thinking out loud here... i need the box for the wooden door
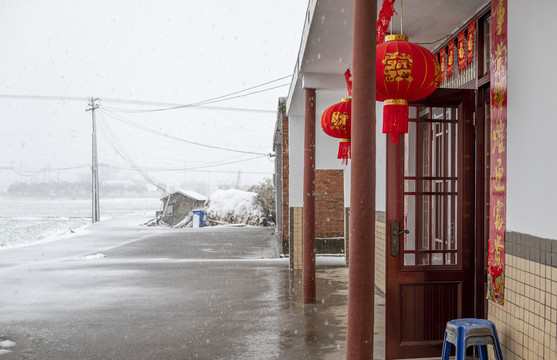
[385,89,475,359]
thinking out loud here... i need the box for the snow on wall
[507,0,557,239]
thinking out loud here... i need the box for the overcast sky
[0,0,308,195]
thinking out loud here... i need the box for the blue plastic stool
[441,318,504,360]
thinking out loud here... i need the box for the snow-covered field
[0,197,161,248]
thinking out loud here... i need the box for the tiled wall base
[488,231,557,360]
[375,212,386,293]
[289,207,303,270]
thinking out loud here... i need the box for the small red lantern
[376,34,441,143]
[320,98,351,164]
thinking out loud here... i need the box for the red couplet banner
[439,47,446,83]
[467,21,476,65]
[488,0,508,305]
[457,30,466,72]
[447,39,455,77]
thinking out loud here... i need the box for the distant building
[158,191,207,226]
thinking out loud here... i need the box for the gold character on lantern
[429,60,442,88]
[331,111,348,131]
[383,52,414,83]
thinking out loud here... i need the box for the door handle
[390,220,409,257]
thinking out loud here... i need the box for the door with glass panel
[385,89,475,359]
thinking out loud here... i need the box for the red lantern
[320,98,351,164]
[376,34,441,143]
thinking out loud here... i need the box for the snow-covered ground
[1,189,267,248]
[0,197,160,248]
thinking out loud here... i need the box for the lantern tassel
[344,69,352,97]
[382,99,409,144]
[338,139,351,165]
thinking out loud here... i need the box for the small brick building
[158,191,207,226]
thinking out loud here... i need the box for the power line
[176,155,269,171]
[194,75,291,105]
[0,165,90,173]
[96,112,271,190]
[103,164,272,175]
[101,83,289,113]
[0,94,87,102]
[0,93,275,114]
[100,109,273,156]
[102,75,291,113]
[0,166,36,176]
[103,103,275,114]
[97,110,169,194]
[0,74,292,113]
[0,158,273,175]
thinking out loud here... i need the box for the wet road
[0,216,354,359]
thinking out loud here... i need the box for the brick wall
[315,170,344,238]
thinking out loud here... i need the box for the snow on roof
[162,190,207,202]
[179,190,207,201]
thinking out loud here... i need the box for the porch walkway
[311,261,443,360]
[306,262,386,359]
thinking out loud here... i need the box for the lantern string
[400,0,403,35]
[390,13,392,35]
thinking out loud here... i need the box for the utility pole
[86,97,100,223]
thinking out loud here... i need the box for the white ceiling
[301,0,489,76]
[287,0,490,115]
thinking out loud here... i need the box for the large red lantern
[320,98,351,164]
[376,34,441,143]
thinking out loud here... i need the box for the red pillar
[303,88,316,304]
[346,0,377,358]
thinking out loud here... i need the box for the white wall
[376,104,386,212]
[289,90,350,207]
[289,90,387,212]
[315,90,352,170]
[344,102,384,211]
[507,0,557,239]
[342,103,386,210]
[289,115,304,207]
